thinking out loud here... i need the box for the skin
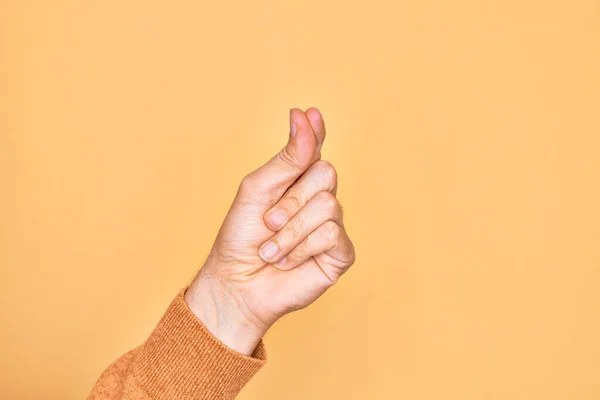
[184,107,356,355]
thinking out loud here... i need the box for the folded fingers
[263,160,337,231]
[275,220,354,271]
[259,190,342,265]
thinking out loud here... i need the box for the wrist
[184,272,268,356]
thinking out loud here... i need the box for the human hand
[184,108,355,355]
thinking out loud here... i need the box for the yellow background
[1,1,599,399]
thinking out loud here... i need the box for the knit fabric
[88,288,267,399]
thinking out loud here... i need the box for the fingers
[238,108,325,205]
[258,191,342,265]
[275,220,354,271]
[263,160,337,231]
[305,107,326,152]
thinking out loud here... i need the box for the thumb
[238,108,319,204]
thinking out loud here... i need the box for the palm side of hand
[187,108,355,353]
[205,187,337,327]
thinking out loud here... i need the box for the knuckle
[316,191,338,213]
[348,242,357,264]
[289,244,305,261]
[314,160,337,189]
[237,172,279,205]
[283,191,303,212]
[327,273,339,285]
[278,146,301,169]
[238,173,255,193]
[323,220,341,243]
[287,217,306,241]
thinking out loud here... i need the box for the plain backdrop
[1,1,599,399]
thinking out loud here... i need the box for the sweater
[87,288,267,399]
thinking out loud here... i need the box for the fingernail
[266,209,287,229]
[289,109,297,137]
[274,257,287,269]
[259,241,279,261]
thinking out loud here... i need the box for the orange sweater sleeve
[87,288,267,400]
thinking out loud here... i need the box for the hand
[184,108,355,355]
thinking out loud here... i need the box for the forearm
[184,272,270,356]
[88,288,266,400]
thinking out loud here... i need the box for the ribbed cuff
[131,288,267,399]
